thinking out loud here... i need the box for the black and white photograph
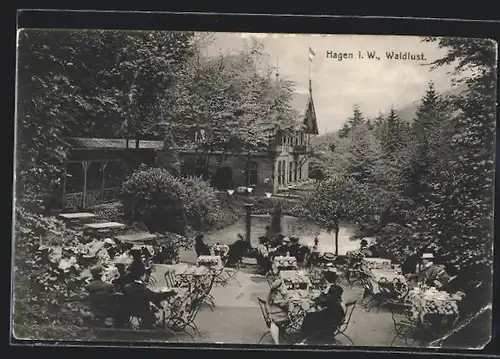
[12,27,496,349]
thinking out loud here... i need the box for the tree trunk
[334,224,339,256]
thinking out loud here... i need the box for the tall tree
[418,37,496,274]
[339,104,365,138]
[380,107,407,156]
[168,42,297,162]
[306,175,361,255]
[402,82,451,202]
[344,122,383,184]
[16,29,196,208]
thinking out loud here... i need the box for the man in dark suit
[85,266,116,325]
[417,253,447,288]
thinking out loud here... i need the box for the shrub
[121,168,229,234]
[181,175,219,230]
[121,168,187,235]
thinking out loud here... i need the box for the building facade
[57,84,319,209]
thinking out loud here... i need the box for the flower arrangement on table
[210,244,230,261]
[362,257,392,270]
[197,255,223,268]
[405,288,463,321]
[346,250,365,260]
[281,272,310,290]
[274,256,298,268]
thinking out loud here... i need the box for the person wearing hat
[321,252,336,267]
[124,249,146,284]
[417,253,447,288]
[86,266,116,295]
[85,266,116,325]
[300,272,345,343]
[103,238,118,259]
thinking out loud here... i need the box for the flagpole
[308,45,311,92]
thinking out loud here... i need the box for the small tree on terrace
[306,175,360,255]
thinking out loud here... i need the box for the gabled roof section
[291,89,319,135]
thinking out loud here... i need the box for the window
[281,161,286,184]
[277,161,282,185]
[300,131,304,145]
[298,160,302,180]
[293,161,298,182]
[248,161,258,186]
[289,161,293,182]
[294,134,298,146]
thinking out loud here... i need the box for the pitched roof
[290,90,319,135]
[62,137,164,150]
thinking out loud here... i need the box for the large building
[57,83,319,210]
[180,81,319,195]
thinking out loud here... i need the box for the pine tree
[339,104,365,138]
[403,82,447,202]
[381,107,406,156]
[372,113,385,139]
[344,122,382,184]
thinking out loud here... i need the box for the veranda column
[100,160,108,204]
[81,161,90,208]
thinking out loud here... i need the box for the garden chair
[333,300,357,345]
[389,302,419,347]
[256,297,292,344]
[164,268,178,288]
[165,295,205,342]
[362,278,393,313]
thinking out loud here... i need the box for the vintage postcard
[12,29,496,349]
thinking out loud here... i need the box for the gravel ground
[151,262,407,347]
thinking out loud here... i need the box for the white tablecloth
[362,257,392,270]
[197,255,223,267]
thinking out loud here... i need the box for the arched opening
[212,166,234,190]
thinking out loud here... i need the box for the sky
[202,32,464,134]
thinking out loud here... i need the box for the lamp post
[244,203,254,244]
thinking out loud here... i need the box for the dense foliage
[121,167,232,234]
[16,29,196,208]
[307,39,495,343]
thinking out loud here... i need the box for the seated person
[123,274,176,329]
[401,247,420,275]
[194,234,211,257]
[269,236,291,258]
[437,264,461,293]
[266,277,290,325]
[301,271,345,343]
[112,263,127,293]
[417,253,447,288]
[225,234,252,267]
[124,250,146,285]
[289,237,309,264]
[85,266,116,324]
[256,236,272,275]
[306,238,321,267]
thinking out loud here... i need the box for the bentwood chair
[333,300,357,345]
[257,297,291,344]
